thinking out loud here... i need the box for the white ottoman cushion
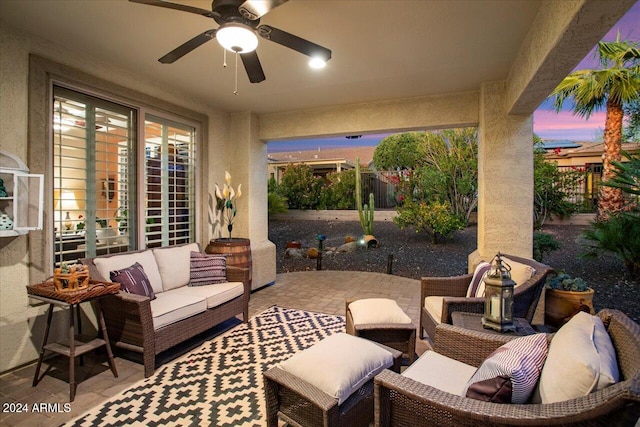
[349,298,412,325]
[278,332,394,405]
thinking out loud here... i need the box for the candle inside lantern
[491,295,500,319]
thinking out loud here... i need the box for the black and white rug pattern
[68,306,345,427]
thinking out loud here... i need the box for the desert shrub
[581,151,640,278]
[532,231,560,262]
[533,138,582,228]
[323,169,356,209]
[268,192,288,216]
[582,214,640,279]
[278,164,324,209]
[394,200,465,243]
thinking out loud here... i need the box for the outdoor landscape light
[216,23,258,53]
[482,253,516,332]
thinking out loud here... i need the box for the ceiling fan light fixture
[309,56,327,69]
[217,23,258,53]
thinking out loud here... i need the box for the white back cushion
[94,250,163,294]
[502,256,536,288]
[475,257,536,297]
[532,312,619,403]
[153,243,200,291]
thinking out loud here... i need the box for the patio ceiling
[1,0,547,115]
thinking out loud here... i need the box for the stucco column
[229,112,276,289]
[470,81,533,269]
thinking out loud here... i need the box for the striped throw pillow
[463,333,548,404]
[189,251,227,286]
[110,262,155,300]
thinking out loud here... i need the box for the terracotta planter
[362,234,378,248]
[544,287,595,327]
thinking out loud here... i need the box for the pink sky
[533,1,639,141]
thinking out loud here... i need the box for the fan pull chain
[223,49,227,68]
[234,51,239,95]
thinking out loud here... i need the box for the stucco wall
[0,24,249,373]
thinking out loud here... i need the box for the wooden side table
[451,312,536,336]
[30,293,118,401]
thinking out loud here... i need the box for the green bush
[582,214,640,279]
[323,169,356,209]
[533,138,581,228]
[532,231,560,262]
[394,200,465,243]
[581,150,640,279]
[268,192,288,216]
[278,164,324,210]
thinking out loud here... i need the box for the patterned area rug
[68,306,345,427]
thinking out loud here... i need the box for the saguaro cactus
[355,158,374,235]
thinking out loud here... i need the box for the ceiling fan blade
[240,51,266,83]
[239,0,288,20]
[129,0,218,19]
[257,25,331,62]
[158,30,216,64]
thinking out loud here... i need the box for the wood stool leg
[32,304,54,387]
[96,300,118,377]
[69,305,76,402]
[76,304,84,366]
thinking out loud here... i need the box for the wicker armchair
[375,309,640,426]
[419,254,552,340]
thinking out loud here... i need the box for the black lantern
[481,253,516,332]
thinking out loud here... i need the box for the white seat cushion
[150,291,207,330]
[278,333,394,405]
[171,282,244,309]
[532,312,619,403]
[349,298,412,325]
[153,243,200,291]
[402,350,476,395]
[424,296,444,324]
[94,250,164,295]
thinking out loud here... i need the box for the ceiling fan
[130,0,332,84]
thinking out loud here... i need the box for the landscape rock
[337,242,359,253]
[307,248,319,259]
[284,248,306,259]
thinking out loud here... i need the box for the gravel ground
[268,218,640,323]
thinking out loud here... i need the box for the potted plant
[544,272,595,327]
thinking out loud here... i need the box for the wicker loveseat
[375,309,640,426]
[82,243,250,377]
[420,254,552,340]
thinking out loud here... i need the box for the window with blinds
[52,86,196,267]
[144,116,196,247]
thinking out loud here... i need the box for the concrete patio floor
[0,270,429,426]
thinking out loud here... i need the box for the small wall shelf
[0,150,44,236]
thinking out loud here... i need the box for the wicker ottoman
[263,333,402,427]
[346,298,417,364]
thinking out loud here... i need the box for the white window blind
[52,87,198,267]
[144,116,196,247]
[53,87,136,266]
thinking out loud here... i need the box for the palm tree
[550,35,640,219]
